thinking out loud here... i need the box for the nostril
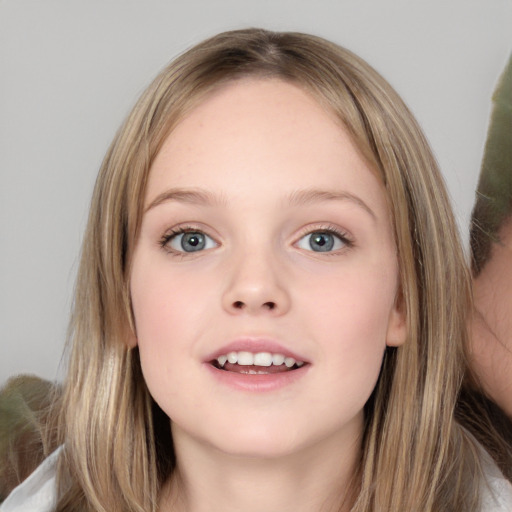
[231,300,276,311]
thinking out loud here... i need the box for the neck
[160,421,362,512]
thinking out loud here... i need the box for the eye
[163,229,217,253]
[296,230,349,253]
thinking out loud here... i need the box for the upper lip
[204,338,309,363]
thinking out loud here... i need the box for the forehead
[146,78,387,215]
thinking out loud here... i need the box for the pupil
[182,232,205,252]
[310,232,334,252]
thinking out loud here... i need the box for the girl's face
[130,79,406,459]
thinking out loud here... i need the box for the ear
[126,330,138,348]
[125,301,138,348]
[124,314,138,348]
[385,290,407,347]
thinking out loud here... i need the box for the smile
[205,340,310,390]
[213,351,305,374]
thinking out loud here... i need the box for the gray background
[1,0,511,384]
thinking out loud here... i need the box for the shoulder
[480,453,512,512]
[0,446,62,512]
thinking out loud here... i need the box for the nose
[221,249,291,316]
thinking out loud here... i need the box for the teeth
[284,357,295,368]
[215,351,304,368]
[253,352,272,366]
[272,353,285,366]
[237,351,254,365]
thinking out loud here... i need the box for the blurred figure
[470,54,512,419]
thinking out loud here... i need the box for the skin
[471,218,512,418]
[130,79,406,512]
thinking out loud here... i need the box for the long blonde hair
[55,28,481,511]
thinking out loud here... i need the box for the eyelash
[294,224,354,253]
[158,223,354,256]
[159,225,211,254]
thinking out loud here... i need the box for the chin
[213,437,303,460]
[193,420,307,460]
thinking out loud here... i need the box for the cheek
[305,263,397,340]
[132,259,211,344]
[132,275,204,419]
[302,264,397,383]
[131,260,196,384]
[289,267,396,434]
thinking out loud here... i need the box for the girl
[2,28,511,512]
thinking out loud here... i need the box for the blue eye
[165,230,217,253]
[296,230,348,252]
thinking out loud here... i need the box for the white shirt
[480,451,512,511]
[1,446,512,511]
[0,447,61,512]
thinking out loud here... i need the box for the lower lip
[203,363,309,392]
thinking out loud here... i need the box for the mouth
[210,351,307,375]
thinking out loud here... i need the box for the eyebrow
[145,188,227,212]
[145,186,376,221]
[287,188,376,221]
